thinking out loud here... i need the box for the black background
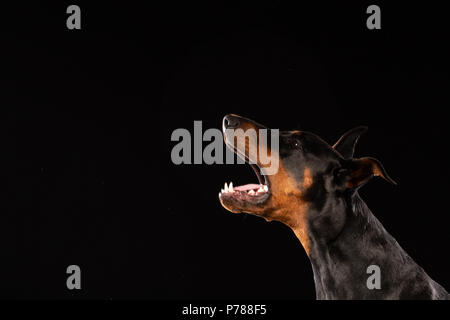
[1,1,449,299]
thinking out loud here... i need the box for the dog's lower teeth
[222,182,235,193]
[219,183,269,195]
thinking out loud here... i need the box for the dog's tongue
[233,184,262,191]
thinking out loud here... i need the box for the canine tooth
[248,190,255,195]
[229,182,234,192]
[224,183,229,193]
[263,185,268,192]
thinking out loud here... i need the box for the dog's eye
[283,135,302,150]
[291,139,301,149]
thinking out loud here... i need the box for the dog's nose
[223,114,240,129]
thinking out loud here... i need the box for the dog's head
[218,114,396,253]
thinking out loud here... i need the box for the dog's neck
[294,193,422,299]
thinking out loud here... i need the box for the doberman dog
[219,114,449,300]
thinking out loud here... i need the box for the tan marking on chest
[268,166,314,255]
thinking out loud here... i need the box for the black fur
[290,129,449,300]
[308,192,449,299]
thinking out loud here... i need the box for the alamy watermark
[170,121,280,175]
[66,265,81,290]
[366,264,381,290]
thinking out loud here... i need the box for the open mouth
[219,144,271,205]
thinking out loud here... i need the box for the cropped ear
[340,157,397,189]
[333,126,368,159]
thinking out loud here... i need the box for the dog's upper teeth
[263,185,268,192]
[229,182,234,192]
[257,186,264,193]
[224,182,229,193]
